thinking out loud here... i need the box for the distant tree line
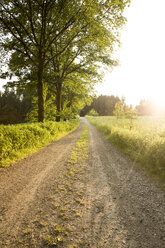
[81,96,160,117]
[136,100,157,116]
[0,90,160,124]
[0,89,32,124]
[80,95,120,116]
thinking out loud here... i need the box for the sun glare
[152,98,165,115]
[148,84,165,114]
[95,0,165,113]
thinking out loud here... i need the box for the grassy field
[87,116,165,188]
[0,120,79,167]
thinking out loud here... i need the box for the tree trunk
[37,59,45,122]
[56,82,62,122]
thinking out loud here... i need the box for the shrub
[0,120,79,167]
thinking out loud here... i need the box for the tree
[136,99,156,116]
[114,98,137,129]
[88,109,99,116]
[113,97,126,118]
[0,0,130,122]
[0,88,32,124]
[46,39,101,121]
[80,95,121,116]
[125,104,137,129]
[80,104,93,117]
[93,95,120,116]
[0,0,82,121]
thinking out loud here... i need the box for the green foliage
[124,105,138,129]
[0,89,32,124]
[0,119,79,167]
[87,116,165,187]
[0,0,130,122]
[113,98,137,129]
[80,95,120,116]
[25,86,57,122]
[87,108,99,116]
[113,97,126,118]
[93,95,120,116]
[125,105,137,120]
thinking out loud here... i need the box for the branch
[14,47,35,65]
[27,0,39,46]
[0,17,35,63]
[63,62,87,79]
[62,48,82,78]
[0,2,37,48]
[45,23,88,66]
[46,0,87,46]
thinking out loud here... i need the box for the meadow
[0,120,79,167]
[87,116,165,187]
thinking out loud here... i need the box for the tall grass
[87,116,165,187]
[0,120,79,167]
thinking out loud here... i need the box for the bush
[0,120,79,167]
[87,108,99,116]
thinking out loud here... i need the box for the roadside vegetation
[0,120,79,167]
[87,116,165,187]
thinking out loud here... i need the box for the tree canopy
[0,0,130,122]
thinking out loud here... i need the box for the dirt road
[0,118,164,248]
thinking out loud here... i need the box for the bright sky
[95,0,165,108]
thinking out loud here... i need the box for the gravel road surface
[0,118,164,247]
[84,118,165,248]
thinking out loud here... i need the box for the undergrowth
[87,116,165,188]
[0,119,79,167]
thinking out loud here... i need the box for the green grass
[87,116,165,188]
[42,123,89,247]
[0,119,79,167]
